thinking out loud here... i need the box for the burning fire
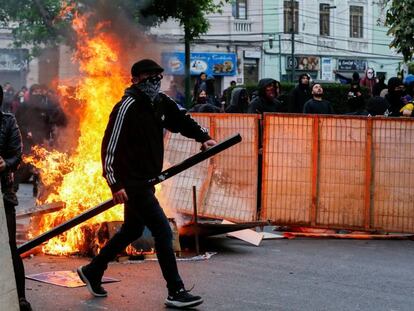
[26,11,131,255]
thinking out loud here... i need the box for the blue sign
[162,52,237,76]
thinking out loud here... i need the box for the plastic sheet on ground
[26,270,119,288]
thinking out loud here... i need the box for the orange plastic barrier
[161,113,260,223]
[261,114,414,233]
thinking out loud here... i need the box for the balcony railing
[233,19,252,33]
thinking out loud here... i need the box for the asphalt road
[16,185,414,311]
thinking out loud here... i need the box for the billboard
[337,59,367,71]
[286,56,320,71]
[162,52,237,76]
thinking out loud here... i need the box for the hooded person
[0,85,32,311]
[372,73,387,97]
[347,81,365,113]
[225,87,249,113]
[404,74,414,97]
[360,67,376,96]
[385,77,405,116]
[365,96,391,116]
[288,73,311,113]
[247,78,283,113]
[189,89,221,113]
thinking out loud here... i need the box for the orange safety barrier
[161,113,260,222]
[261,114,414,233]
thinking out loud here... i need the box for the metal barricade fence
[161,113,260,222]
[261,114,414,233]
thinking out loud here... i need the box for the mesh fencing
[262,114,414,233]
[160,113,414,232]
[160,113,259,222]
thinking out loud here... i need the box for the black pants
[5,204,26,299]
[90,187,183,292]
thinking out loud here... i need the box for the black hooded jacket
[247,78,282,113]
[225,88,249,113]
[0,112,22,206]
[288,74,311,113]
[101,85,211,193]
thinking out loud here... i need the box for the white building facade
[262,0,403,82]
[150,0,264,91]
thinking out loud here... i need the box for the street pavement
[15,185,414,311]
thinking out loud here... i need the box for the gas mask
[136,74,162,102]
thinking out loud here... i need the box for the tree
[0,0,227,106]
[385,0,414,62]
[0,0,226,52]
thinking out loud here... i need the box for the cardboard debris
[261,232,285,240]
[26,270,119,288]
[222,220,263,246]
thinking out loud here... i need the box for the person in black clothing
[334,71,360,85]
[225,87,250,113]
[372,73,387,97]
[0,87,32,310]
[77,59,216,309]
[303,84,335,114]
[189,89,221,113]
[346,81,366,113]
[288,73,311,113]
[247,78,283,113]
[192,72,207,99]
[385,77,405,117]
[221,80,237,108]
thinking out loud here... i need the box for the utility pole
[184,26,191,109]
[290,0,295,82]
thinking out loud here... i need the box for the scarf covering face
[137,77,161,102]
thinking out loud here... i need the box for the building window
[320,3,330,36]
[232,0,247,19]
[350,6,363,38]
[284,1,299,34]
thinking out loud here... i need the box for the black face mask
[30,95,46,107]
[197,97,207,105]
[136,74,163,101]
[391,90,405,99]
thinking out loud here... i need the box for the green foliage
[0,0,228,55]
[141,0,228,40]
[385,0,414,62]
[0,0,73,56]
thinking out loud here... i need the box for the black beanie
[387,77,403,91]
[131,59,164,77]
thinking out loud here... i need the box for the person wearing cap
[0,87,31,310]
[77,59,216,308]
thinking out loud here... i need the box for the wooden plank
[16,202,65,219]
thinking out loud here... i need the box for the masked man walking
[77,59,216,308]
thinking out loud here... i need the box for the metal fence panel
[262,114,414,233]
[261,115,313,224]
[160,113,259,222]
[372,119,414,232]
[317,117,366,227]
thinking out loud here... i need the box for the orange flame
[27,11,130,255]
